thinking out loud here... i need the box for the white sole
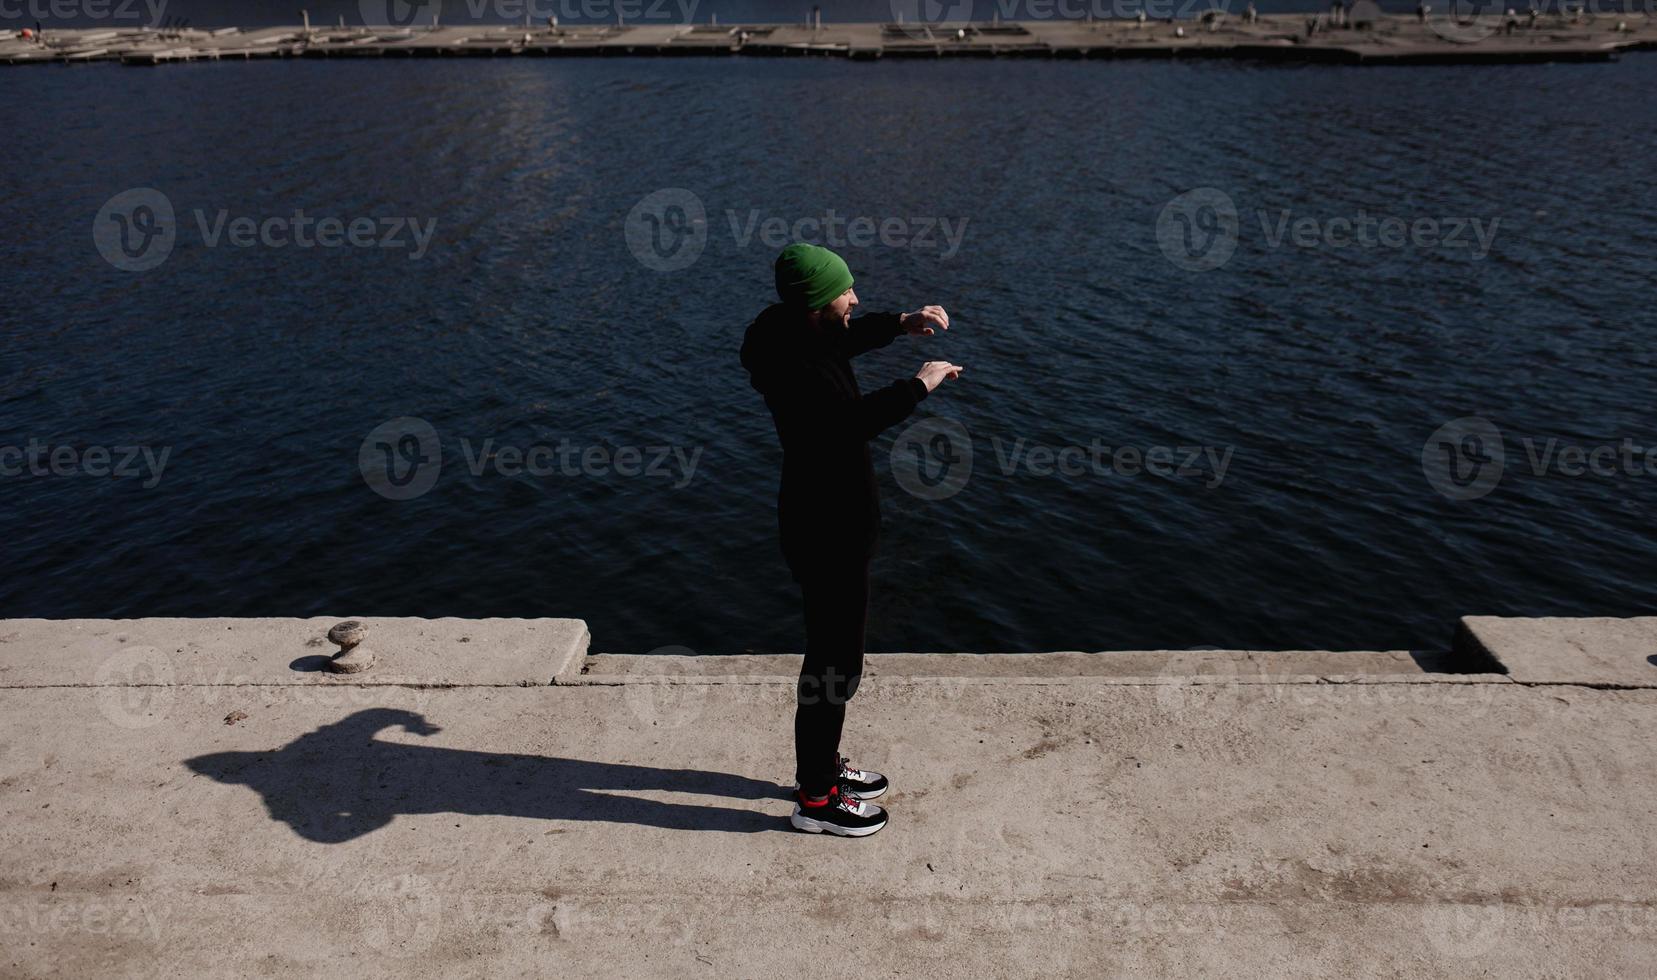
[790,809,887,837]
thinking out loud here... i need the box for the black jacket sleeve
[840,312,906,359]
[775,367,930,444]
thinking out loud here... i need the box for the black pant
[792,552,872,796]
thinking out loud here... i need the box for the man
[739,242,963,837]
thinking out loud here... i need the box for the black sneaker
[792,756,889,801]
[789,783,888,837]
[835,756,889,800]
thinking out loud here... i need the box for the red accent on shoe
[798,787,834,808]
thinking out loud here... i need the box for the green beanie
[774,243,854,310]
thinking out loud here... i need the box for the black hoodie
[740,303,930,575]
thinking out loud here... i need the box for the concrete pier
[1,616,1653,975]
[4,16,1656,67]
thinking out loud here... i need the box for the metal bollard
[325,620,376,674]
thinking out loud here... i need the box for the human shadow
[185,708,787,843]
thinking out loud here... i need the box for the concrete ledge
[0,618,589,688]
[1456,616,1657,687]
[6,18,1657,67]
[579,649,1506,684]
[0,618,1653,974]
[1,667,1653,974]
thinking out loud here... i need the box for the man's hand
[900,306,950,336]
[915,361,964,393]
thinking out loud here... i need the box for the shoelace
[835,780,864,812]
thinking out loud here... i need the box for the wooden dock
[4,15,1655,67]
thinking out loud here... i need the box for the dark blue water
[2,57,1654,654]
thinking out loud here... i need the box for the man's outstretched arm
[842,306,951,358]
[772,365,931,445]
[768,357,963,446]
[842,312,905,359]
